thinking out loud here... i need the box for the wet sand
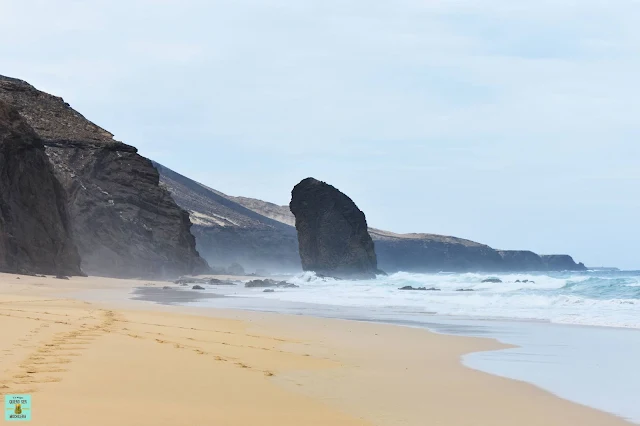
[0,273,633,426]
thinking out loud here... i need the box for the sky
[1,0,639,269]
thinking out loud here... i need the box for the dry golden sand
[0,273,633,426]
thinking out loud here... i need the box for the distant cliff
[496,251,586,272]
[154,162,300,272]
[290,178,379,279]
[0,100,82,276]
[371,229,504,273]
[540,255,586,271]
[497,250,545,271]
[154,163,588,274]
[0,75,209,278]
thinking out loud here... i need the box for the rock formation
[0,100,82,276]
[0,75,208,278]
[289,178,380,279]
[154,162,588,274]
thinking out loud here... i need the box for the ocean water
[180,270,640,423]
[241,270,640,329]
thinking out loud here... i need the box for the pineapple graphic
[14,403,22,415]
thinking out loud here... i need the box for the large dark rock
[289,178,379,280]
[398,286,440,291]
[0,75,209,279]
[244,279,298,288]
[0,100,82,276]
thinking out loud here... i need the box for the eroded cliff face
[154,162,301,273]
[0,75,208,278]
[290,178,379,279]
[0,100,82,276]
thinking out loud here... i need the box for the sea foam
[243,270,640,329]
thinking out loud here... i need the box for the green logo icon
[4,394,31,421]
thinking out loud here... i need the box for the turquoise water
[180,269,640,423]
[243,269,640,329]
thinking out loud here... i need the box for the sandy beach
[0,273,633,426]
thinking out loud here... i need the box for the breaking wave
[254,270,640,329]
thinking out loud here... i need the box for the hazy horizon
[2,0,638,269]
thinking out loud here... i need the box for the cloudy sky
[2,0,639,268]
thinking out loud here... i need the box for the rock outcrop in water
[0,75,209,278]
[289,178,379,279]
[0,100,82,276]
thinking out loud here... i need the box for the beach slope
[0,274,632,426]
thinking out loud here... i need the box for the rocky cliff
[0,100,82,276]
[371,229,505,273]
[154,163,588,274]
[540,255,586,271]
[154,162,300,272]
[290,178,379,279]
[497,250,546,271]
[0,75,208,278]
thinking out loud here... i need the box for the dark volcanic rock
[174,277,236,286]
[192,285,205,290]
[263,289,275,293]
[0,75,208,279]
[208,278,236,286]
[290,178,379,280]
[456,288,474,292]
[481,278,502,283]
[245,279,298,288]
[398,286,440,291]
[0,100,82,276]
